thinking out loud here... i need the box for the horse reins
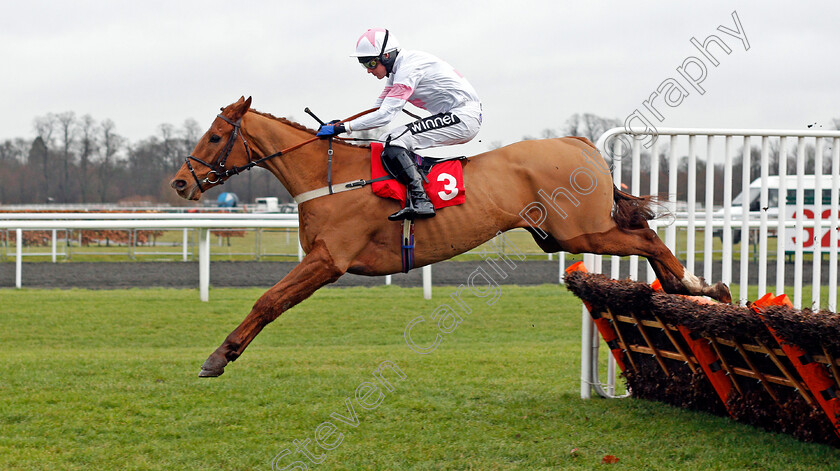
[184,107,378,193]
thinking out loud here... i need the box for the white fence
[0,212,436,301]
[581,127,840,399]
[0,212,304,261]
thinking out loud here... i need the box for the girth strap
[293,176,392,205]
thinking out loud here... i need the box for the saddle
[370,143,466,208]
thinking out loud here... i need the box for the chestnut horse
[170,96,731,377]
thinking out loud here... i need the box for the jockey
[316,28,482,221]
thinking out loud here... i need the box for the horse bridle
[184,107,380,193]
[185,114,256,192]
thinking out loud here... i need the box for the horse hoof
[714,282,732,304]
[198,367,224,377]
[198,355,227,378]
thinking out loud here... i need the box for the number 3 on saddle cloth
[369,142,466,208]
[369,142,466,273]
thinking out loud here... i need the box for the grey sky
[2,1,838,158]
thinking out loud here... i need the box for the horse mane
[247,109,370,149]
[247,109,316,134]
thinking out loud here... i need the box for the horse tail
[562,135,657,231]
[612,186,656,231]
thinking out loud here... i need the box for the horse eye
[209,135,221,143]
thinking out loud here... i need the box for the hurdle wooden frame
[565,265,840,446]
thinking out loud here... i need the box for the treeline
[2,111,837,207]
[0,112,289,206]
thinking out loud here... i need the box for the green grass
[1,285,838,470]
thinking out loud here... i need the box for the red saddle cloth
[370,142,466,208]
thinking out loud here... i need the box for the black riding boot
[382,146,436,221]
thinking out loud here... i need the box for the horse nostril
[172,179,187,190]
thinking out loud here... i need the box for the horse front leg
[199,241,344,377]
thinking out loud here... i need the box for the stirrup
[388,199,435,221]
[389,207,416,221]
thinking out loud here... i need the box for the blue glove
[316,121,346,138]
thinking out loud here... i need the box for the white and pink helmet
[351,28,401,59]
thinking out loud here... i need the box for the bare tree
[32,114,57,202]
[0,139,30,204]
[56,111,78,202]
[0,139,28,163]
[96,119,125,203]
[182,118,202,148]
[78,115,99,203]
[562,113,621,143]
[159,123,181,173]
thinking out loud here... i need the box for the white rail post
[611,138,623,280]
[580,252,596,399]
[15,229,22,289]
[255,228,262,261]
[422,265,432,300]
[830,138,839,312]
[776,137,788,297]
[687,134,697,274]
[557,251,566,284]
[182,228,189,261]
[703,136,715,281]
[297,229,304,261]
[51,229,57,263]
[199,228,210,302]
[666,135,679,254]
[794,138,806,309]
[722,135,733,286]
[758,136,770,297]
[813,138,825,309]
[739,136,751,305]
[630,138,641,280]
[648,138,659,282]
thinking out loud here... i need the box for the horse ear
[226,97,248,120]
[244,96,252,109]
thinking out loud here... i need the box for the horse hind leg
[564,226,731,303]
[643,234,731,303]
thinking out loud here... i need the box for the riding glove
[316,121,346,138]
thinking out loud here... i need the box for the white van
[716,175,836,243]
[730,175,834,211]
[254,197,280,213]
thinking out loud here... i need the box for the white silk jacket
[345,50,481,132]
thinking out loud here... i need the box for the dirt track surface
[0,260,566,289]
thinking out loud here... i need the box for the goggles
[359,57,379,70]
